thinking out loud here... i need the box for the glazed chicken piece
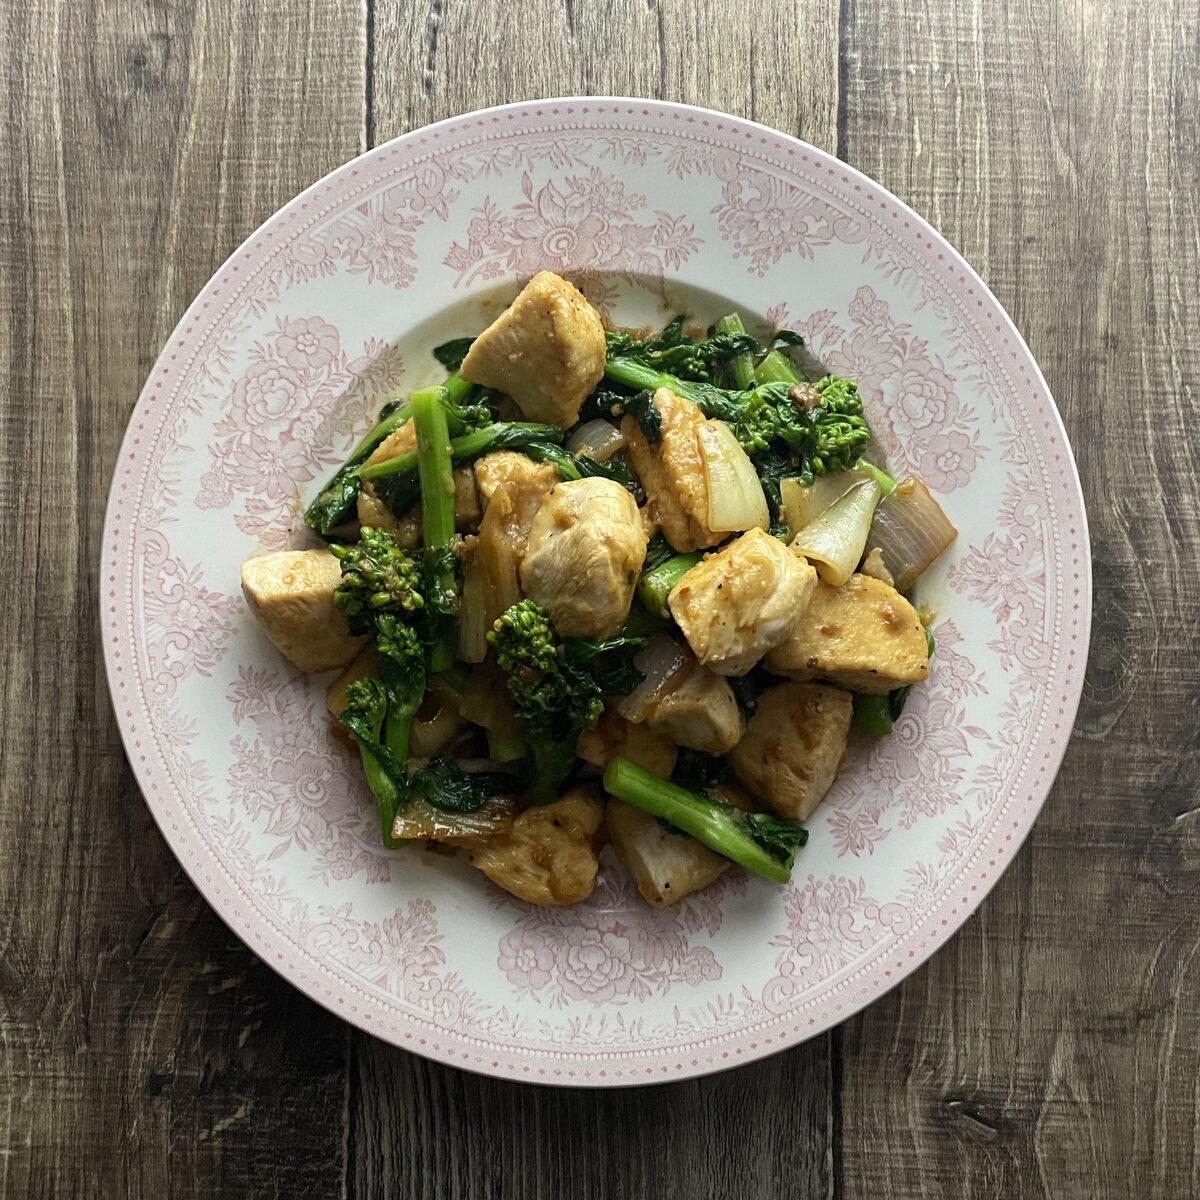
[474,451,558,508]
[325,645,378,720]
[621,387,725,552]
[766,573,930,694]
[365,418,417,467]
[729,681,853,821]
[576,704,679,778]
[642,656,744,755]
[356,419,418,532]
[462,451,559,652]
[458,271,606,427]
[520,478,648,638]
[359,466,480,539]
[241,549,366,673]
[467,787,605,905]
[607,798,729,907]
[669,528,819,676]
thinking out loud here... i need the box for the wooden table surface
[3,1,1198,1196]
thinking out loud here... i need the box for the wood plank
[370,0,840,154]
[0,1,365,1195]
[356,3,841,1197]
[837,0,1200,1195]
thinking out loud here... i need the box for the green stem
[602,757,791,883]
[638,551,702,618]
[851,693,895,736]
[304,400,412,535]
[855,458,897,496]
[714,313,756,390]
[358,422,561,482]
[486,729,526,763]
[441,372,474,407]
[604,357,674,393]
[411,386,457,672]
[754,350,800,386]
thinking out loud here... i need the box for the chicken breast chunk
[766,573,930,694]
[458,271,606,427]
[473,451,558,509]
[607,798,728,907]
[325,645,377,720]
[621,387,725,552]
[576,704,679,777]
[642,656,744,755]
[467,787,605,906]
[466,452,559,641]
[729,681,852,821]
[241,549,365,673]
[669,528,818,676]
[520,478,647,638]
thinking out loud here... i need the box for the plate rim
[101,95,1092,1087]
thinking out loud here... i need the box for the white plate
[102,98,1090,1085]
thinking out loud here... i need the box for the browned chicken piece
[241,549,365,673]
[359,464,479,538]
[858,546,895,587]
[729,681,852,821]
[467,787,605,905]
[607,798,728,906]
[621,387,725,552]
[364,418,416,466]
[473,451,558,509]
[356,484,421,544]
[453,465,482,531]
[576,704,679,777]
[466,454,558,645]
[766,573,930,694]
[669,528,818,676]
[520,478,648,638]
[642,656,744,755]
[325,645,377,720]
[459,272,606,427]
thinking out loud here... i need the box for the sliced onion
[457,549,488,663]
[392,795,517,844]
[616,634,690,723]
[864,476,957,592]
[459,664,523,741]
[409,679,464,758]
[780,469,868,538]
[697,420,769,533]
[789,479,882,585]
[567,419,626,462]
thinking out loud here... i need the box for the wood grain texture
[1,0,1198,1197]
[0,1,364,1196]
[837,1,1200,1197]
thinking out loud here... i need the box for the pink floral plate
[102,98,1090,1085]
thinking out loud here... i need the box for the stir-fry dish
[241,272,957,908]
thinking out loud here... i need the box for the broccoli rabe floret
[330,527,425,634]
[489,600,646,804]
[490,600,602,804]
[339,676,408,847]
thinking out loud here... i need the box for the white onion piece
[616,634,690,723]
[456,555,488,663]
[864,476,957,592]
[409,680,464,758]
[567,418,626,462]
[789,479,882,586]
[392,794,517,844]
[780,469,868,538]
[458,666,523,740]
[696,421,769,533]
